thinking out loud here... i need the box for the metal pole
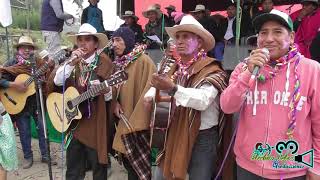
[5,27,10,60]
[235,0,241,60]
[118,0,122,17]
[30,54,53,180]
[26,0,30,35]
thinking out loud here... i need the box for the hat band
[78,31,94,34]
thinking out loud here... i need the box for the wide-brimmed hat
[190,4,206,13]
[142,5,161,18]
[67,23,109,49]
[165,5,176,11]
[14,36,38,49]
[165,15,215,52]
[253,9,293,32]
[121,11,139,21]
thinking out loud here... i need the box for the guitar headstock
[107,70,128,86]
[53,49,67,64]
[159,56,175,74]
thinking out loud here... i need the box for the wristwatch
[168,85,178,96]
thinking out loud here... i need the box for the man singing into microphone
[221,10,320,180]
[50,23,113,179]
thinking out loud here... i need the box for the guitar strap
[64,131,73,150]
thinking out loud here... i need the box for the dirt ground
[8,136,127,180]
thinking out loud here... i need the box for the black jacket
[221,11,254,44]
[198,16,225,43]
[310,31,320,62]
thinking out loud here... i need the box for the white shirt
[224,17,235,41]
[144,84,220,130]
[53,52,112,100]
[54,53,96,86]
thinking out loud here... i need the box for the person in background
[143,5,169,49]
[222,2,253,46]
[154,3,173,27]
[81,0,105,33]
[290,0,320,58]
[120,11,144,43]
[190,4,225,60]
[41,0,73,61]
[165,5,176,27]
[310,28,320,62]
[253,0,274,18]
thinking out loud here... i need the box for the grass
[0,27,73,64]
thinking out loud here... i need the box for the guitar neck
[71,81,108,107]
[24,62,51,86]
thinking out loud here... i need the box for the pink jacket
[290,9,320,59]
[220,56,320,179]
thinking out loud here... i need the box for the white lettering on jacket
[246,90,306,111]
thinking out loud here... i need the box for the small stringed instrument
[47,70,128,133]
[0,50,66,115]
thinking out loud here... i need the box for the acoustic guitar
[150,55,175,150]
[46,70,128,133]
[0,50,66,115]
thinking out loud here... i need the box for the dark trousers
[123,157,139,180]
[154,126,219,180]
[66,139,108,180]
[16,113,47,159]
[237,165,306,180]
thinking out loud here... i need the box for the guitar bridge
[4,92,17,105]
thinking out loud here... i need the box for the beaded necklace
[78,52,99,87]
[256,45,301,139]
[114,44,147,71]
[172,49,206,85]
[16,54,30,65]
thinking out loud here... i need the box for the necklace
[79,53,99,87]
[114,44,147,71]
[172,49,206,85]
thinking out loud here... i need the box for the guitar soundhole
[67,101,73,110]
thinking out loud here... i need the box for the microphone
[65,54,79,65]
[249,48,269,86]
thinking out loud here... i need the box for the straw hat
[14,36,37,49]
[39,49,49,59]
[142,5,161,18]
[121,11,139,21]
[165,15,215,51]
[190,4,206,13]
[67,23,109,49]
